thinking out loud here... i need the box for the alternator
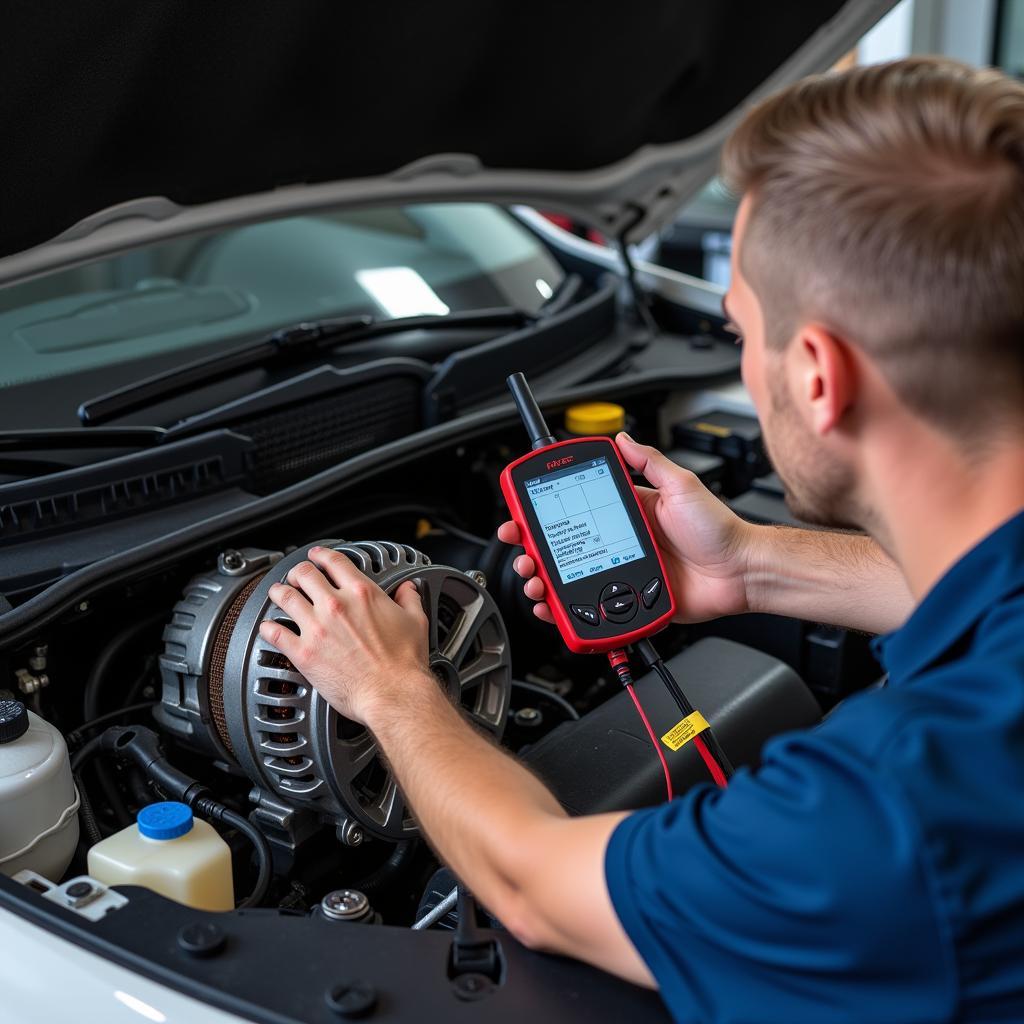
[157,540,511,840]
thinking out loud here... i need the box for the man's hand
[499,432,755,624]
[500,431,913,634]
[258,546,433,725]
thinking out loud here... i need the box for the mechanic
[259,58,1024,1022]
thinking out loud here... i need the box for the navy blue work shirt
[606,509,1024,1023]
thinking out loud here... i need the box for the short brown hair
[722,57,1024,438]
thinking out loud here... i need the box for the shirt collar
[872,508,1024,683]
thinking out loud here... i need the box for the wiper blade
[77,307,531,427]
[0,426,166,451]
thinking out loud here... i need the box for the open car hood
[2,0,895,283]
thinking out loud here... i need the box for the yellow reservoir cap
[564,402,626,436]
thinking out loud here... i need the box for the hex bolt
[15,669,49,695]
[65,881,93,900]
[465,569,487,588]
[339,821,364,847]
[513,707,543,728]
[222,549,244,570]
[325,981,377,1019]
[218,549,249,576]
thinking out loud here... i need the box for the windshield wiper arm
[0,426,167,451]
[77,307,531,427]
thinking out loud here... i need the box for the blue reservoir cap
[137,801,194,841]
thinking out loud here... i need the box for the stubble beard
[762,375,862,532]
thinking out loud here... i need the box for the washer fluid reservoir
[0,700,80,879]
[88,801,234,911]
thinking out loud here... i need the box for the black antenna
[507,372,556,450]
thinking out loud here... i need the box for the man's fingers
[497,521,522,545]
[524,576,545,601]
[513,554,536,579]
[394,580,425,617]
[258,617,301,659]
[615,432,683,490]
[287,560,337,604]
[532,602,554,624]
[266,582,314,631]
[307,545,363,589]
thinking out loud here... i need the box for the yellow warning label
[694,421,731,438]
[661,711,711,751]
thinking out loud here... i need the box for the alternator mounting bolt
[221,549,245,571]
[339,820,364,847]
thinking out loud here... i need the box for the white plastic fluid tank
[87,801,234,911]
[0,699,80,880]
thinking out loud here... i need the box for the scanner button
[641,577,662,608]
[601,594,637,621]
[599,581,631,603]
[571,604,600,627]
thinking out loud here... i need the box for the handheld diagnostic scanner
[499,372,676,654]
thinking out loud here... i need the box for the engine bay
[0,389,883,1017]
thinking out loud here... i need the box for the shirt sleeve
[604,723,957,1024]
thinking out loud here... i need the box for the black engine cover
[524,637,820,813]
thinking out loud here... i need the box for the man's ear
[792,325,856,435]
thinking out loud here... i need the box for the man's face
[725,196,858,528]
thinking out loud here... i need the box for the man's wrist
[360,667,451,736]
[738,522,772,616]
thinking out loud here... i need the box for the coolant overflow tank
[0,701,79,879]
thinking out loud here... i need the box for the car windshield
[0,203,564,393]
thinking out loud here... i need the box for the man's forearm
[366,678,567,926]
[744,525,913,634]
[365,679,648,982]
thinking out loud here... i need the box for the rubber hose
[82,612,165,720]
[70,733,104,773]
[75,773,103,847]
[351,840,417,897]
[70,734,106,847]
[194,797,272,909]
[66,702,158,750]
[96,725,273,907]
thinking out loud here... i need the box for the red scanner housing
[500,435,676,654]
